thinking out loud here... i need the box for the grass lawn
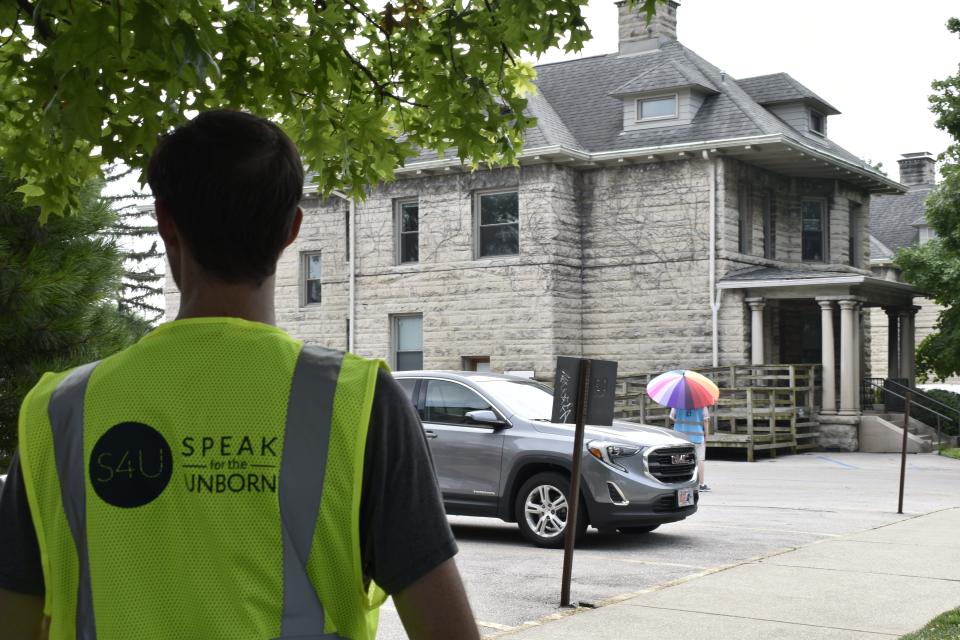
[902,607,960,639]
[939,448,960,460]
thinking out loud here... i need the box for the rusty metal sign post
[898,391,912,514]
[551,357,618,607]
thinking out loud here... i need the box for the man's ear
[284,207,303,248]
[155,201,179,249]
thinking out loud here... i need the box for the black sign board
[552,356,618,607]
[550,357,618,426]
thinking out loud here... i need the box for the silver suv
[394,371,699,547]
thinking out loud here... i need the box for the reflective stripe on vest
[46,346,352,639]
[48,361,100,640]
[278,346,344,639]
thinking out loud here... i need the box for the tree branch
[17,0,54,41]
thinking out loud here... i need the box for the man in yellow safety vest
[0,109,479,640]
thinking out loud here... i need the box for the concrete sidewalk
[496,507,960,639]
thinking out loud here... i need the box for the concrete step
[860,415,934,453]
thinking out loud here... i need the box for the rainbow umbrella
[646,370,719,409]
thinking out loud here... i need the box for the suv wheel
[515,472,587,548]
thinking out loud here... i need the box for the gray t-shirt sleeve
[359,369,458,595]
[0,450,44,595]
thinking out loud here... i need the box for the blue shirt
[673,408,705,444]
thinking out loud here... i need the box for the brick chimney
[897,152,936,189]
[617,0,679,56]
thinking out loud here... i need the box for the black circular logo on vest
[89,422,173,508]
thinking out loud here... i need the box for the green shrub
[911,389,960,436]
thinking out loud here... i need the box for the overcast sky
[534,0,958,179]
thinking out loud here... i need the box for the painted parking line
[816,455,859,469]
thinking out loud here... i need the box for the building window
[396,198,419,264]
[810,110,825,136]
[476,190,519,257]
[393,314,423,371]
[462,356,491,372]
[635,95,678,121]
[302,252,322,305]
[848,201,861,267]
[762,192,776,260]
[801,199,828,262]
[738,183,752,254]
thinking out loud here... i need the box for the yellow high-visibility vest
[18,317,387,640]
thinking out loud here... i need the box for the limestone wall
[274,165,584,376]
[578,158,719,373]
[165,155,883,380]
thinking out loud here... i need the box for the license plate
[677,488,695,507]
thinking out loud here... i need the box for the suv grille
[647,446,697,483]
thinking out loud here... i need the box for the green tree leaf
[896,17,960,380]
[0,0,669,219]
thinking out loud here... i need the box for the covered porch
[718,266,920,451]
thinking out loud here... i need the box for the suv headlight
[587,440,642,472]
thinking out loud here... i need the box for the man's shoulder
[22,363,93,411]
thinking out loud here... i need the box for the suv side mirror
[465,410,508,428]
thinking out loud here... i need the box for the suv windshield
[474,379,554,420]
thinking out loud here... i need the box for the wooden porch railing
[615,364,821,461]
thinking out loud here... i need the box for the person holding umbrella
[646,370,719,492]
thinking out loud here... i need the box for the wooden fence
[615,364,821,461]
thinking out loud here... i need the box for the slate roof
[870,186,934,254]
[609,59,717,96]
[530,41,869,166]
[399,40,886,187]
[870,235,894,262]
[523,90,581,148]
[736,73,840,115]
[398,89,580,165]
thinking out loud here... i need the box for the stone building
[165,1,917,449]
[868,152,952,384]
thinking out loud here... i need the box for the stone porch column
[818,300,836,414]
[885,307,900,379]
[747,297,765,365]
[899,306,919,387]
[854,303,863,411]
[838,300,859,415]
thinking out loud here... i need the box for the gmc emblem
[671,453,694,464]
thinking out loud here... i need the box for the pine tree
[104,167,165,324]
[0,170,151,469]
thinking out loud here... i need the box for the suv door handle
[424,430,438,439]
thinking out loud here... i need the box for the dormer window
[810,110,825,136]
[636,94,678,122]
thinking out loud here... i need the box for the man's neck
[175,275,278,326]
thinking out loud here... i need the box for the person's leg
[696,442,708,490]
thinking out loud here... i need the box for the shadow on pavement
[450,522,699,551]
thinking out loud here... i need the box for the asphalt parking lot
[375,451,960,638]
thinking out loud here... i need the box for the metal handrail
[862,378,953,445]
[882,378,960,422]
